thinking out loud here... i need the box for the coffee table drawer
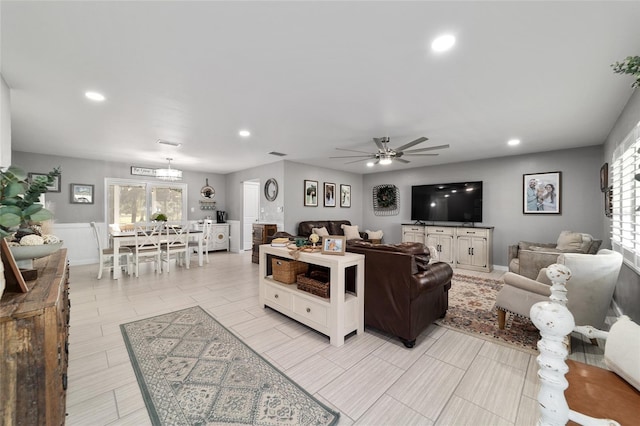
[264,284,292,310]
[292,295,328,327]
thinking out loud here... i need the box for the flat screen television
[411,181,483,223]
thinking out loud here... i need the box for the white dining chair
[91,222,132,279]
[132,222,162,277]
[188,220,211,265]
[160,222,190,273]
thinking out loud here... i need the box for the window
[106,178,187,230]
[611,120,640,272]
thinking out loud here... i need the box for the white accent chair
[160,222,189,273]
[496,249,623,331]
[90,222,132,279]
[132,223,162,277]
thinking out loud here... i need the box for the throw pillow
[311,226,329,237]
[365,229,384,240]
[341,224,362,240]
[604,316,640,392]
[556,231,587,251]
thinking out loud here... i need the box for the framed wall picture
[523,171,561,214]
[600,163,608,192]
[324,182,336,207]
[605,186,613,217]
[70,183,94,204]
[340,184,351,208]
[321,235,346,255]
[28,172,61,192]
[304,180,318,206]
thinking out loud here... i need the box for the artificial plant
[611,55,640,88]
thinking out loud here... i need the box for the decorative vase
[9,241,64,269]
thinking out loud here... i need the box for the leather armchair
[347,241,453,348]
[497,249,623,330]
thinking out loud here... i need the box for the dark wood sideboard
[1,249,70,425]
[252,223,277,264]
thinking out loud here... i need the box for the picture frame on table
[523,171,561,214]
[340,184,351,208]
[70,183,94,204]
[304,180,318,206]
[323,182,336,207]
[321,235,346,256]
[28,172,61,192]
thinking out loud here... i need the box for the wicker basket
[272,258,309,284]
[297,273,330,298]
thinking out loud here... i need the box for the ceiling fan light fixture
[379,155,393,165]
[155,157,183,181]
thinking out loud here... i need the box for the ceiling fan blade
[345,157,376,164]
[330,154,375,159]
[395,158,410,164]
[335,147,375,154]
[395,137,428,152]
[403,144,450,153]
[373,137,385,150]
[402,153,439,156]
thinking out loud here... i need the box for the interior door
[242,181,260,250]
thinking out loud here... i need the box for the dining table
[110,229,204,279]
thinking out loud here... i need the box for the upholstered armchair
[508,231,602,279]
[496,249,623,330]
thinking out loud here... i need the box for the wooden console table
[258,245,364,347]
[0,249,70,425]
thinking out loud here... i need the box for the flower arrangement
[151,212,168,222]
[0,165,62,246]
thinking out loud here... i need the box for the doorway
[242,180,260,251]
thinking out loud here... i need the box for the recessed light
[431,34,455,52]
[85,91,105,102]
[239,130,251,137]
[508,139,521,146]
[366,162,374,167]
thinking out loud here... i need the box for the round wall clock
[264,178,278,201]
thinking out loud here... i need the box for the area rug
[121,306,339,426]
[435,273,540,353]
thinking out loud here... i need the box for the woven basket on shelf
[272,258,309,284]
[296,273,330,298]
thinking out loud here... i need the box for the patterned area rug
[121,306,339,426]
[436,273,540,353]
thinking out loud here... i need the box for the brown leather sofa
[346,241,453,348]
[297,220,368,239]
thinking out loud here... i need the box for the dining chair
[91,222,132,279]
[161,221,190,273]
[132,222,162,277]
[187,220,211,265]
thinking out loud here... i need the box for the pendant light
[155,158,183,181]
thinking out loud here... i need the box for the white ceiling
[2,1,640,175]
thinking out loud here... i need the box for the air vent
[157,139,182,147]
[269,151,287,157]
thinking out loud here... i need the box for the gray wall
[603,89,640,322]
[282,160,363,235]
[362,146,604,267]
[0,75,11,168]
[12,151,227,222]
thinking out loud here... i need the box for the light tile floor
[66,251,606,426]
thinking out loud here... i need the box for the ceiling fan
[330,137,449,165]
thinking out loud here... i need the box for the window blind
[611,120,640,272]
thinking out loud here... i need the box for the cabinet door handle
[306,307,311,313]
[274,294,279,299]
[468,248,471,255]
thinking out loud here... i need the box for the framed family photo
[523,171,561,214]
[70,183,94,204]
[321,235,346,255]
[340,184,351,208]
[29,172,61,192]
[304,180,318,207]
[324,182,336,207]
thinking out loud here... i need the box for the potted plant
[612,56,640,88]
[0,165,63,265]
